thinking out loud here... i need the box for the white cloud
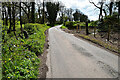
[58,0,100,20]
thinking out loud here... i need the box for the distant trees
[65,8,74,21]
[73,9,88,22]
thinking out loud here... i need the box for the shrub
[64,21,75,29]
[60,26,67,29]
[24,23,42,35]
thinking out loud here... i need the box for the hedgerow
[64,21,86,29]
[2,23,50,79]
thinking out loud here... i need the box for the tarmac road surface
[46,25,119,78]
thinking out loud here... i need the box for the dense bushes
[2,38,40,79]
[2,23,50,79]
[64,21,75,29]
[60,26,67,29]
[64,21,86,29]
[24,24,50,56]
[24,23,44,35]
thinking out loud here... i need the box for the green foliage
[64,21,86,29]
[60,26,67,29]
[79,22,85,26]
[24,24,50,55]
[2,36,40,79]
[88,21,98,27]
[64,21,75,29]
[24,23,43,35]
[2,23,50,79]
[98,14,119,32]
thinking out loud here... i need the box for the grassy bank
[76,34,119,54]
[2,23,50,79]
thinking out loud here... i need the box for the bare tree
[89,0,107,20]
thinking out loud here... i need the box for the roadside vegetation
[2,22,50,79]
[60,25,67,29]
[1,0,60,79]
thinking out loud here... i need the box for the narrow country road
[46,25,119,78]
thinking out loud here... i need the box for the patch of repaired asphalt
[72,43,93,57]
[97,61,119,78]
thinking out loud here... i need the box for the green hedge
[2,23,50,79]
[64,21,75,29]
[64,21,85,29]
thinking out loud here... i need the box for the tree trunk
[5,8,8,26]
[109,2,113,16]
[2,3,5,25]
[20,1,23,32]
[7,3,12,33]
[38,7,41,23]
[31,2,35,23]
[107,25,111,41]
[99,4,103,21]
[12,3,15,31]
[28,7,30,23]
[94,25,96,37]
[86,22,89,35]
[42,1,45,24]
[12,2,18,40]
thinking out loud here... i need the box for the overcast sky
[58,0,100,21]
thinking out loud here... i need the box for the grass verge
[75,34,119,55]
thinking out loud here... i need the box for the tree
[42,0,45,24]
[59,2,65,24]
[73,10,80,21]
[19,1,23,32]
[89,0,106,21]
[2,2,5,25]
[7,2,12,33]
[73,9,88,22]
[46,2,60,26]
[65,8,74,21]
[80,14,88,22]
[31,2,35,23]
[36,0,42,23]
